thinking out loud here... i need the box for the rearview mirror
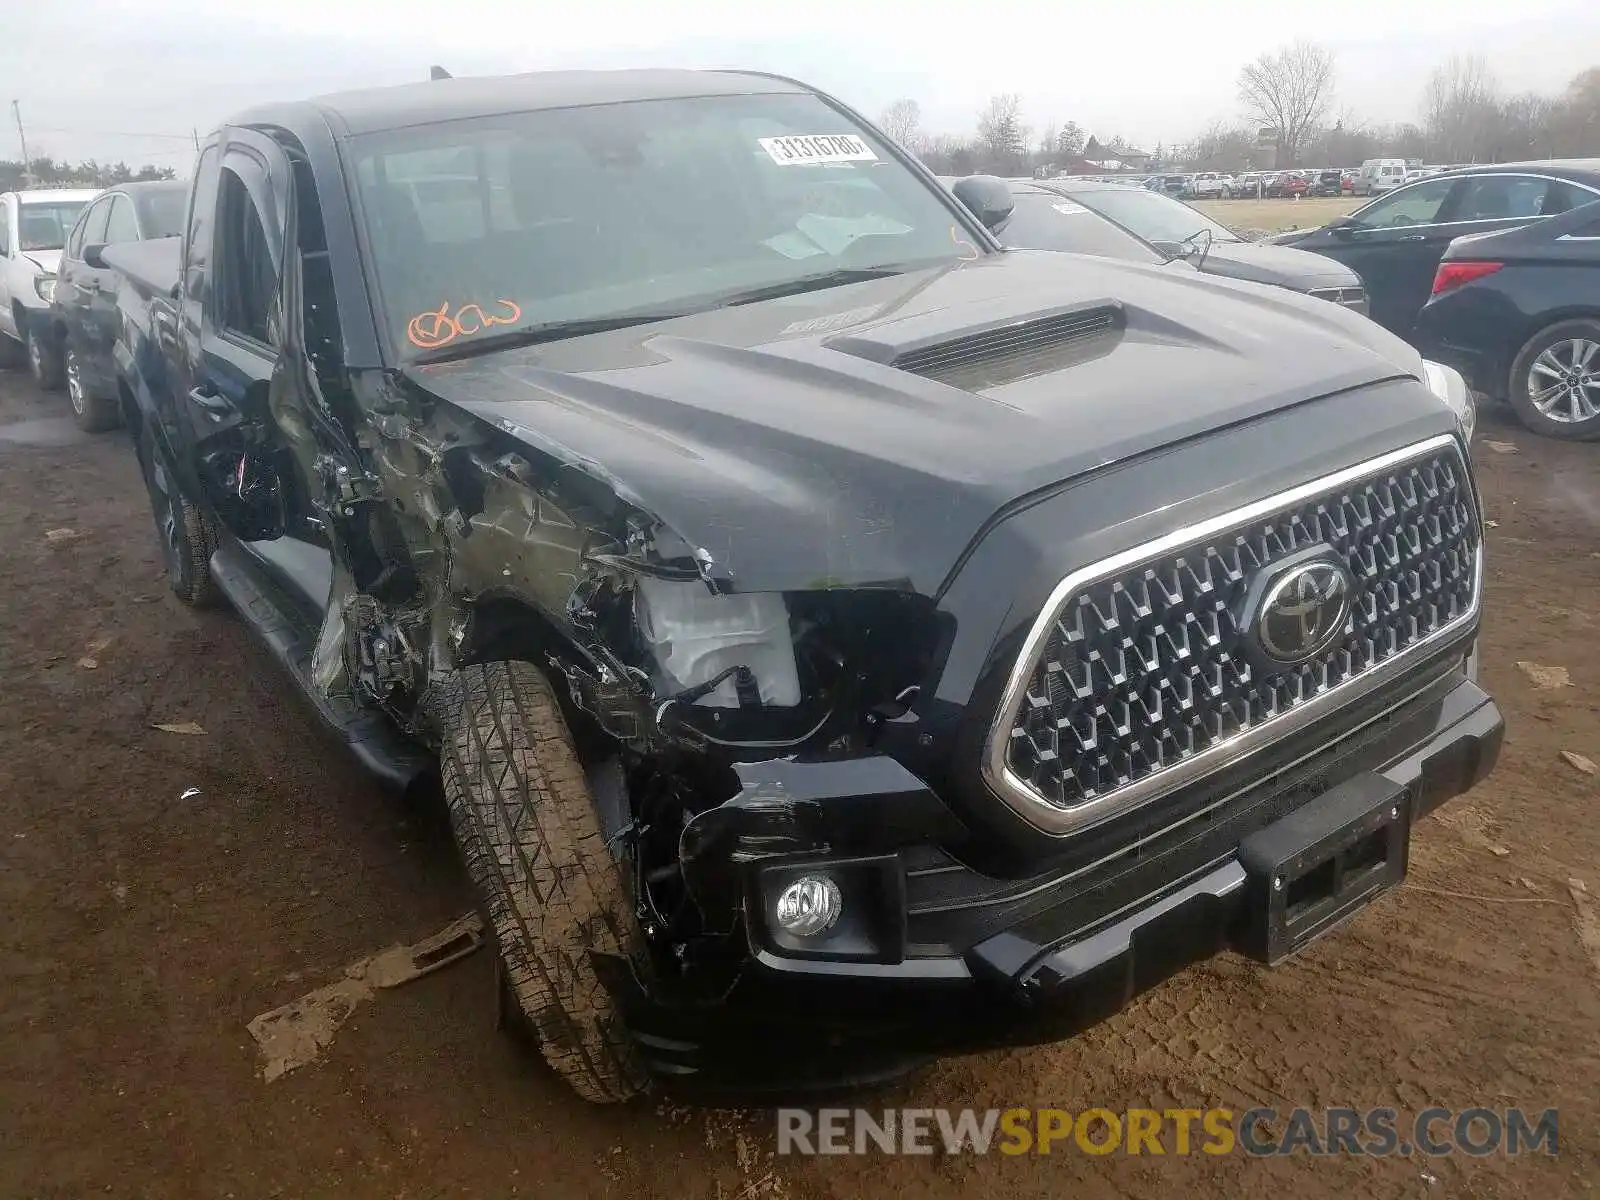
[951,175,1014,233]
[83,243,109,270]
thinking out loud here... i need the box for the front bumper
[18,300,53,341]
[626,662,1501,1098]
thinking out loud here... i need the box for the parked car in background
[1025,177,1368,311]
[1264,172,1308,198]
[1159,174,1190,196]
[1356,158,1408,196]
[1227,172,1266,198]
[1189,171,1225,199]
[943,178,1171,265]
[1416,199,1600,439]
[1309,169,1344,197]
[0,188,98,386]
[1271,161,1600,337]
[47,179,189,429]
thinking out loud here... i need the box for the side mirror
[83,243,109,270]
[951,175,1015,233]
[1325,215,1361,238]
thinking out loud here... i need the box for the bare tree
[1237,41,1336,164]
[976,94,1028,174]
[879,98,922,150]
[1547,67,1600,157]
[1183,122,1259,171]
[1424,55,1501,162]
[1056,121,1086,159]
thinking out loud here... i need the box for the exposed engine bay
[248,378,948,973]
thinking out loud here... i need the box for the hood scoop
[828,302,1124,392]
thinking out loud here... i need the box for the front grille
[987,436,1479,834]
[1308,285,1370,314]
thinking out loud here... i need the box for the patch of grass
[1193,196,1360,236]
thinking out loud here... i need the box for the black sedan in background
[1271,160,1600,339]
[47,180,187,430]
[1416,199,1600,440]
[951,178,1173,265]
[965,176,1369,312]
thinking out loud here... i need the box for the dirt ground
[1194,195,1359,234]
[1,367,1597,1200]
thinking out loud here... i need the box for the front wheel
[66,345,120,432]
[436,660,649,1103]
[1507,318,1600,440]
[136,425,220,605]
[27,327,64,391]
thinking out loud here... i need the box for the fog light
[774,875,842,937]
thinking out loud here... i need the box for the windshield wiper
[1167,228,1215,270]
[714,266,910,308]
[410,311,692,365]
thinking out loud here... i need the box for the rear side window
[104,195,139,244]
[213,170,276,346]
[1543,181,1600,216]
[0,203,10,255]
[1453,175,1558,221]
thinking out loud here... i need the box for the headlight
[34,275,56,303]
[1422,359,1475,444]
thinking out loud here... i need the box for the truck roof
[235,69,808,139]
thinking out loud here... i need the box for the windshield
[17,202,88,252]
[998,193,1163,264]
[350,93,980,359]
[1068,188,1240,247]
[135,188,188,239]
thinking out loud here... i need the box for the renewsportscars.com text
[776,1106,1559,1157]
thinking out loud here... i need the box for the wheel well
[458,595,574,670]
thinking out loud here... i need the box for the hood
[20,249,60,276]
[1196,241,1360,291]
[407,250,1420,596]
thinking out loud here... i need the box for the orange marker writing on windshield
[407,299,523,350]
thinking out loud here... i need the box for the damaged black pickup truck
[101,69,1501,1102]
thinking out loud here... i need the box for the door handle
[1399,234,1427,242]
[188,386,231,414]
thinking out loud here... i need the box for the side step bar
[210,538,433,791]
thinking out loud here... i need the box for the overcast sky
[4,0,1596,168]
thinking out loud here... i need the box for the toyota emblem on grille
[1254,557,1353,663]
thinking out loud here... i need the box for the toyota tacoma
[99,69,1500,1102]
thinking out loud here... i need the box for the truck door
[169,131,297,541]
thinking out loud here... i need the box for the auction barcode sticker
[759,134,878,165]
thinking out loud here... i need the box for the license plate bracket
[1236,772,1410,965]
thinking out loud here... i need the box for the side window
[82,199,112,247]
[213,168,276,346]
[1452,176,1552,221]
[0,203,10,256]
[1542,181,1599,217]
[1355,178,1455,229]
[184,145,222,302]
[103,195,140,243]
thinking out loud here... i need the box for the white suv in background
[1189,171,1226,199]
[0,188,98,388]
